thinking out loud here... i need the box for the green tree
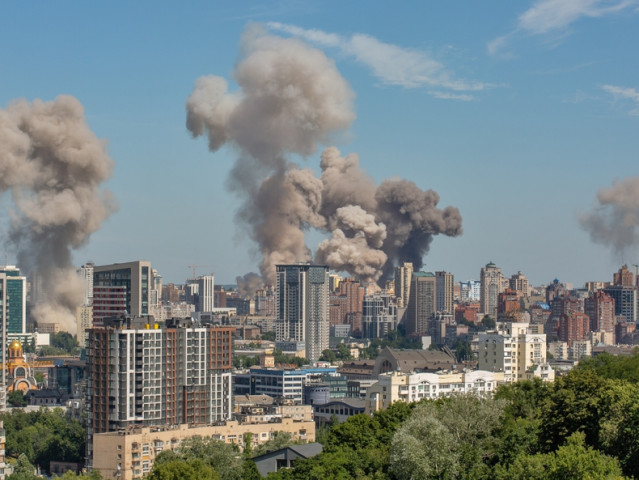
[494,432,624,480]
[319,349,337,363]
[253,432,296,456]
[539,368,610,452]
[8,390,27,407]
[157,436,242,480]
[1,408,86,473]
[481,315,495,329]
[147,459,219,480]
[7,454,39,480]
[241,460,261,480]
[578,350,639,383]
[335,344,352,361]
[260,331,276,341]
[389,396,506,479]
[49,332,80,356]
[54,471,104,479]
[452,339,473,362]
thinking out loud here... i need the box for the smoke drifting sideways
[580,177,639,256]
[0,95,116,334]
[187,25,462,296]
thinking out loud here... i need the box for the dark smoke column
[0,95,117,334]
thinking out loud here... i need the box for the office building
[405,272,436,336]
[435,271,454,314]
[234,366,337,403]
[86,316,234,465]
[480,262,504,318]
[394,262,413,308]
[93,261,154,319]
[275,264,329,363]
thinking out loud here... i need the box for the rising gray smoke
[0,95,116,333]
[187,25,462,292]
[236,272,265,299]
[580,177,639,254]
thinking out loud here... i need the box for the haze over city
[1,1,638,289]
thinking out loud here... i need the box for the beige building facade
[92,418,315,480]
[478,322,553,382]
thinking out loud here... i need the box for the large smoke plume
[0,95,116,333]
[187,25,462,294]
[580,177,639,255]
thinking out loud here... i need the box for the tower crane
[187,265,214,280]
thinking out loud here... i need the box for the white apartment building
[366,370,505,413]
[478,322,553,382]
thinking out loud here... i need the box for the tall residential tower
[276,264,329,363]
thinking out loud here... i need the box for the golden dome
[9,339,22,350]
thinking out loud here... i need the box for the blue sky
[1,1,638,287]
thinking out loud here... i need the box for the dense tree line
[265,353,639,479]
[2,408,85,475]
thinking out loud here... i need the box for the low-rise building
[313,398,366,425]
[92,418,315,480]
[365,370,505,413]
[233,366,337,402]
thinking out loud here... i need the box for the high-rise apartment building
[558,312,590,345]
[86,316,234,465]
[603,285,637,323]
[0,266,26,334]
[435,271,454,314]
[405,272,436,336]
[394,262,413,308]
[276,264,329,363]
[478,322,550,382]
[92,285,127,326]
[329,279,365,336]
[459,280,481,302]
[584,291,615,334]
[613,264,635,286]
[93,261,154,319]
[77,262,94,306]
[362,293,397,338]
[509,271,530,297]
[196,275,215,312]
[480,262,504,318]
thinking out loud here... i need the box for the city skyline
[1,2,638,288]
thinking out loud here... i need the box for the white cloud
[602,84,639,115]
[489,0,637,55]
[268,22,488,100]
